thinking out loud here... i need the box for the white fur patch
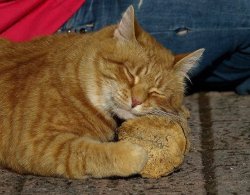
[114,108,136,120]
[134,76,140,85]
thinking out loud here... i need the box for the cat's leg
[14,132,147,179]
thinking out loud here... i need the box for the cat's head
[89,6,204,120]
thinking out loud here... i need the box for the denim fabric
[60,0,250,94]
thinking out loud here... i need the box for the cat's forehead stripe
[133,65,143,75]
[155,74,162,86]
[140,67,147,75]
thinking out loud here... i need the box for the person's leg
[60,0,250,94]
[196,42,250,94]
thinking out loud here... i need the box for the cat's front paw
[114,141,148,176]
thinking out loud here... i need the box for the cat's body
[0,6,203,179]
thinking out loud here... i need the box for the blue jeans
[60,0,250,95]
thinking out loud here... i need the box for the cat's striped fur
[0,6,204,178]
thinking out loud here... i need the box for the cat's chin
[113,108,136,120]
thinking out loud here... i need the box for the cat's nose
[131,97,142,108]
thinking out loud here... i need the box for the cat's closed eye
[149,88,166,98]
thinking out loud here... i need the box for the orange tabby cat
[0,6,204,179]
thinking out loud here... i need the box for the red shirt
[0,0,86,42]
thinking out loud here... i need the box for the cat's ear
[114,5,136,42]
[174,48,205,79]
